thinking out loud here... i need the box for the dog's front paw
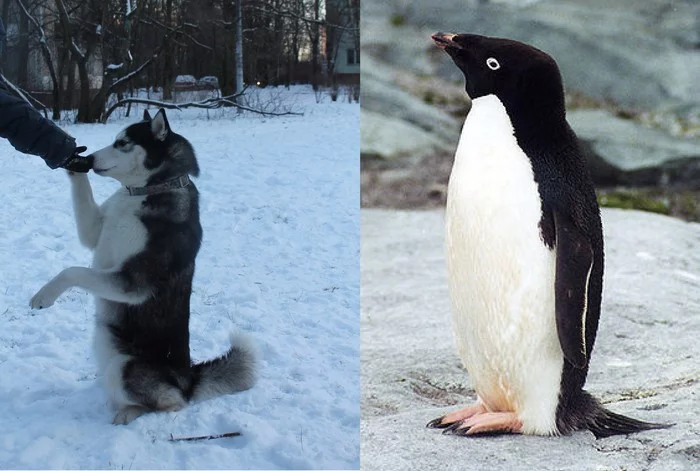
[30,282,63,309]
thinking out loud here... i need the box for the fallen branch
[230,102,303,117]
[168,432,241,442]
[101,90,303,122]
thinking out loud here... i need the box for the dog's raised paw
[29,289,57,309]
[29,278,67,310]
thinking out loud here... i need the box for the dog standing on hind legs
[30,108,256,424]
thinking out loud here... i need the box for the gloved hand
[62,146,94,173]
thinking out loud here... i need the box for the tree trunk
[65,59,75,110]
[272,0,281,86]
[75,57,90,121]
[234,0,243,94]
[57,41,71,112]
[289,9,300,87]
[1,0,10,73]
[310,0,320,90]
[55,0,97,122]
[17,7,29,88]
[162,0,174,100]
[219,0,234,97]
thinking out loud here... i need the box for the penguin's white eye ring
[486,57,500,70]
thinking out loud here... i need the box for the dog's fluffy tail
[189,332,257,402]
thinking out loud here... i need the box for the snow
[0,86,359,470]
[106,63,124,71]
[174,75,197,85]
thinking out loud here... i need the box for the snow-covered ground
[0,86,359,470]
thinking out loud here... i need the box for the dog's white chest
[93,191,148,270]
[445,95,562,433]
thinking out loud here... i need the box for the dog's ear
[143,109,152,121]
[151,108,170,141]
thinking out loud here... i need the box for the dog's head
[90,108,199,187]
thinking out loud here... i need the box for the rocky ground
[362,152,700,221]
[361,209,700,471]
[361,0,700,219]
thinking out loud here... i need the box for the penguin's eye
[486,57,500,70]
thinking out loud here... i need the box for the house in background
[325,0,359,85]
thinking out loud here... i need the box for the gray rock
[361,208,700,471]
[361,0,700,191]
[361,17,439,78]
[360,55,461,161]
[361,109,450,160]
[362,0,700,119]
[568,109,700,188]
[569,109,700,171]
[622,157,700,189]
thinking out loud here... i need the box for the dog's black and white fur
[30,109,256,424]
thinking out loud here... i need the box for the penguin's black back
[514,125,605,433]
[498,47,666,438]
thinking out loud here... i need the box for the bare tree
[1,0,340,121]
[15,0,63,119]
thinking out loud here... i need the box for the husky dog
[30,109,256,424]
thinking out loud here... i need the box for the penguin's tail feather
[559,390,671,438]
[588,407,671,439]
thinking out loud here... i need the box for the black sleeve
[0,80,76,169]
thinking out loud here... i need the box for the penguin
[427,32,667,438]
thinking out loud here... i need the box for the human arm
[0,79,78,169]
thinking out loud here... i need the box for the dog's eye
[114,139,127,148]
[486,57,500,70]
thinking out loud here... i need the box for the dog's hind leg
[68,173,103,249]
[113,406,147,425]
[112,359,188,425]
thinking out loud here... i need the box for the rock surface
[361,109,450,161]
[360,55,461,161]
[361,208,700,471]
[363,0,700,117]
[569,109,700,172]
[360,0,700,187]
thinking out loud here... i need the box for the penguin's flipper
[553,209,594,369]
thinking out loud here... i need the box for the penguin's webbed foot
[427,402,487,429]
[439,412,523,437]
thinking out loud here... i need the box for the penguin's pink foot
[442,412,523,437]
[426,402,487,429]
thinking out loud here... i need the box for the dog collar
[126,175,191,196]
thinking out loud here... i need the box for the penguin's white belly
[446,95,563,435]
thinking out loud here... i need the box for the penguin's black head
[432,33,565,120]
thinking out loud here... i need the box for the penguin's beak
[432,32,460,50]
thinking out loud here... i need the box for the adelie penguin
[427,32,668,438]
